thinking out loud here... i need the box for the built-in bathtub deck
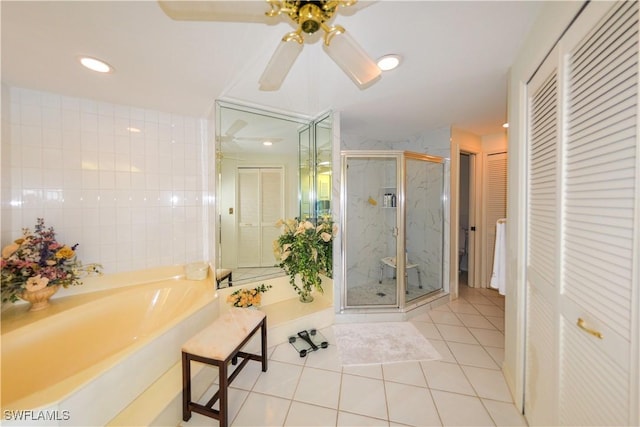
[108,276,334,426]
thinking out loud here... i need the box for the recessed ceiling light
[127,127,141,133]
[503,123,510,128]
[263,141,273,146]
[79,56,114,73]
[377,54,401,71]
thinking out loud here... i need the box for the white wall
[505,0,586,409]
[1,87,212,278]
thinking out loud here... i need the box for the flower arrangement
[1,218,103,304]
[226,284,272,308]
[273,218,336,302]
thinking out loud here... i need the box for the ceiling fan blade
[339,0,377,16]
[324,29,381,88]
[259,38,304,91]
[225,119,248,136]
[158,0,271,22]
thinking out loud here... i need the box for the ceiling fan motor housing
[283,1,339,34]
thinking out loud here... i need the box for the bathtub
[1,275,217,426]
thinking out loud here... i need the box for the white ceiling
[1,1,542,139]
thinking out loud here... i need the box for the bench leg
[219,361,228,427]
[261,317,268,372]
[182,352,192,421]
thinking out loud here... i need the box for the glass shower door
[404,154,445,304]
[343,154,400,308]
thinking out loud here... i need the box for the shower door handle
[392,227,398,237]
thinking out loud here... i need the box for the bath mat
[332,321,441,366]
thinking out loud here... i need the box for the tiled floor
[182,282,527,426]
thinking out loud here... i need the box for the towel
[490,219,506,295]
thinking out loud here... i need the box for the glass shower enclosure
[341,150,446,310]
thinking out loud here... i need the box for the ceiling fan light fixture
[259,34,304,91]
[377,54,401,71]
[323,28,381,88]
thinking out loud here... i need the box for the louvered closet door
[525,47,561,426]
[238,169,261,267]
[558,2,637,424]
[525,1,639,426]
[260,168,284,267]
[484,152,507,286]
[237,167,284,267]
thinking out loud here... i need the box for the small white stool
[379,256,422,293]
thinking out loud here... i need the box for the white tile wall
[1,87,211,274]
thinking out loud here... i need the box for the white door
[525,1,639,425]
[237,167,284,267]
[483,152,507,287]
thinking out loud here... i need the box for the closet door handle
[577,318,603,339]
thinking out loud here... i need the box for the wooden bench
[215,268,232,288]
[181,308,267,427]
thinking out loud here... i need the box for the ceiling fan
[218,118,285,152]
[158,0,381,90]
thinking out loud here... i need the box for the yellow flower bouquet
[226,284,272,308]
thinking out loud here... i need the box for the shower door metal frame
[403,151,447,307]
[340,150,446,312]
[341,150,404,310]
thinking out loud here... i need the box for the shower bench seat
[379,256,423,293]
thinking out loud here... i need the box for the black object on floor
[288,329,329,357]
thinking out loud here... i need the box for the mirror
[215,101,332,285]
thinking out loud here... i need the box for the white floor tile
[231,392,291,426]
[382,361,427,387]
[428,339,456,364]
[411,321,443,340]
[429,310,464,326]
[222,359,263,391]
[447,342,499,369]
[303,342,342,372]
[410,311,434,323]
[269,341,307,365]
[337,411,389,426]
[436,324,479,344]
[431,390,495,426]
[461,366,513,402]
[294,367,342,409]
[339,374,388,420]
[483,346,505,367]
[385,382,441,426]
[342,363,383,379]
[421,361,476,396]
[456,313,497,330]
[468,328,505,348]
[485,316,505,332]
[482,399,528,426]
[447,300,480,315]
[473,303,505,317]
[285,401,338,426]
[251,360,303,399]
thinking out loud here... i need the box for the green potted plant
[273,218,336,303]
